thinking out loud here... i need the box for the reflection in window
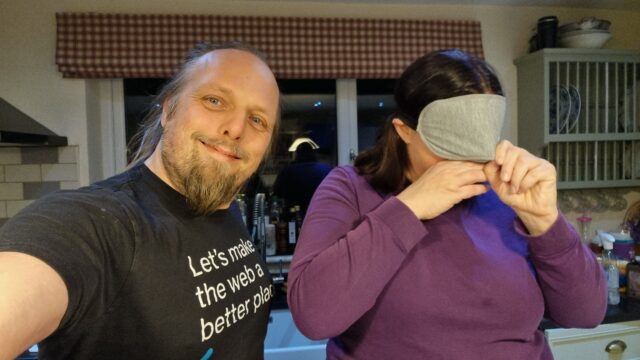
[258,80,337,217]
[357,79,397,152]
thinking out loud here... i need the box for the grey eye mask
[416,94,506,162]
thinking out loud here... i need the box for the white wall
[1,0,639,226]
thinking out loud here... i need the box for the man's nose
[220,110,247,140]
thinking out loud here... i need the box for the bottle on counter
[577,214,592,244]
[287,206,299,254]
[601,232,620,305]
[265,216,276,256]
[276,218,289,255]
[287,207,298,253]
[627,256,640,300]
[294,205,303,236]
[270,196,282,224]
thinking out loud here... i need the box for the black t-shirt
[0,165,273,359]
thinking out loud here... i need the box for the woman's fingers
[460,183,490,199]
[498,143,520,183]
[494,139,512,166]
[518,161,556,193]
[458,166,488,186]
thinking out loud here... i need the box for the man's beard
[161,130,244,215]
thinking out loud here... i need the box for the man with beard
[0,41,280,360]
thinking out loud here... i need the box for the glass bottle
[287,207,297,253]
[602,235,620,305]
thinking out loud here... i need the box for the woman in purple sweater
[287,49,607,359]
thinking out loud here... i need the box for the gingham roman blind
[55,12,484,79]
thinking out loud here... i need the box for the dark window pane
[357,79,397,152]
[264,80,337,216]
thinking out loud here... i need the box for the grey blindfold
[416,94,506,162]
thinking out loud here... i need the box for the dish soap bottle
[600,232,620,305]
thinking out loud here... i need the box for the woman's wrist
[517,208,559,236]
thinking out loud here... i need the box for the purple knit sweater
[288,166,607,360]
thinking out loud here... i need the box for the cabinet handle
[605,339,627,354]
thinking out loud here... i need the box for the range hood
[0,98,67,146]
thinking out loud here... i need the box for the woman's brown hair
[354,49,503,194]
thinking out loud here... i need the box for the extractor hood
[0,98,67,146]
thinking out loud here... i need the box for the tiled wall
[0,146,79,227]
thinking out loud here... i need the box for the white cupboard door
[546,320,640,360]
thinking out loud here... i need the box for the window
[357,79,397,152]
[122,79,397,210]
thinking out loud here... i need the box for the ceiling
[252,0,640,11]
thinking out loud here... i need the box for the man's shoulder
[10,167,143,225]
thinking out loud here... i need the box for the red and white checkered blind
[56,13,484,79]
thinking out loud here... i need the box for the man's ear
[159,99,173,127]
[159,106,168,127]
[392,118,414,144]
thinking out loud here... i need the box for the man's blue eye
[251,117,266,126]
[206,97,221,105]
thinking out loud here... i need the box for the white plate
[567,85,581,132]
[550,85,571,134]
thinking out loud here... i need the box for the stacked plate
[558,17,612,48]
[549,85,580,134]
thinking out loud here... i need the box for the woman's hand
[483,140,559,235]
[396,161,488,220]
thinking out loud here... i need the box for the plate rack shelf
[515,49,640,189]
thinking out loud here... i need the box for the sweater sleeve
[516,214,607,328]
[287,167,427,339]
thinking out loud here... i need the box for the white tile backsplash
[0,148,21,165]
[60,181,81,190]
[0,146,79,223]
[4,164,41,182]
[6,200,34,217]
[41,164,78,181]
[58,146,78,163]
[0,183,23,201]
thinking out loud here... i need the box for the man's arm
[0,252,68,360]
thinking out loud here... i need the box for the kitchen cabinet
[515,49,640,189]
[545,320,640,359]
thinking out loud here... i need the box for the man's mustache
[193,133,249,162]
